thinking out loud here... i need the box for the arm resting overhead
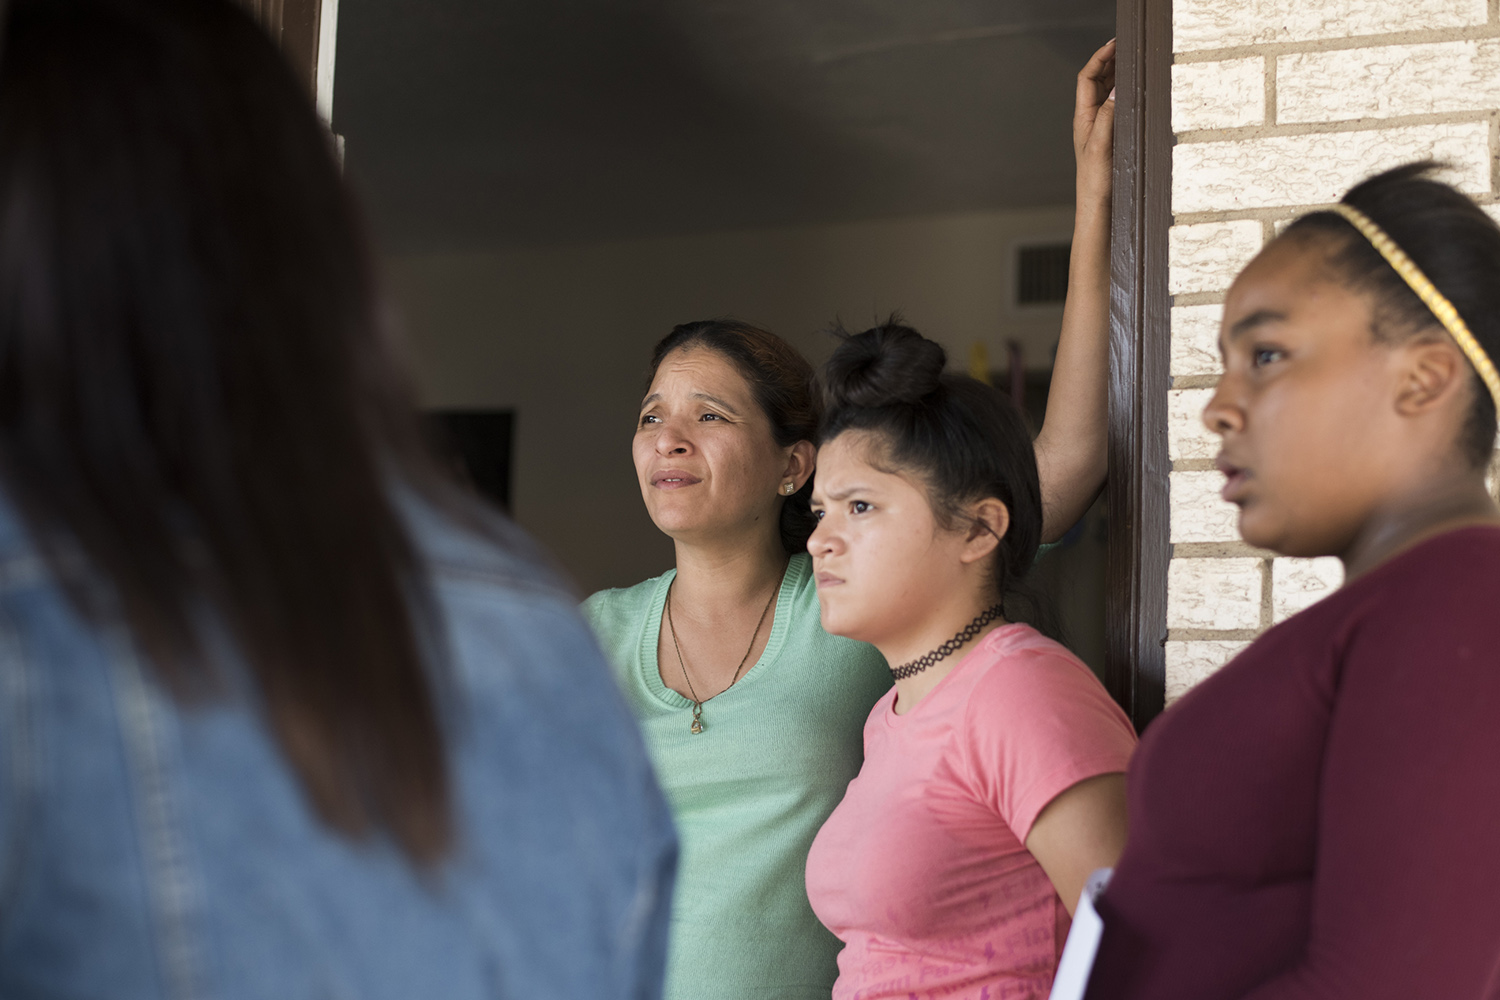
[1035,40,1114,544]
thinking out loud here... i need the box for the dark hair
[0,0,456,862]
[820,318,1043,609]
[649,320,821,552]
[1283,162,1500,466]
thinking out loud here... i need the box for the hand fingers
[1076,38,1117,114]
[1091,89,1117,155]
[1078,37,1117,86]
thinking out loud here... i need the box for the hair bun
[823,320,946,410]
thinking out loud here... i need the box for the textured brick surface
[1174,0,1487,52]
[1168,558,1264,631]
[1168,221,1264,296]
[1173,58,1266,132]
[1279,41,1500,123]
[1171,303,1225,377]
[1271,557,1344,623]
[1170,470,1240,543]
[1165,640,1252,705]
[1168,388,1218,461]
[1173,122,1492,214]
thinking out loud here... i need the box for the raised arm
[1035,39,1115,544]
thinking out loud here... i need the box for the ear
[781,440,817,491]
[1393,338,1468,417]
[959,498,1010,565]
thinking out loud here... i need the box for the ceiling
[333,0,1115,254]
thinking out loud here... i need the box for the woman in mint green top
[585,52,1118,1000]
[585,553,888,997]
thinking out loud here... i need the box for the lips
[1215,453,1250,504]
[651,469,702,489]
[814,571,844,588]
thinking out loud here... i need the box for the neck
[876,592,1004,714]
[670,527,789,617]
[1340,473,1500,580]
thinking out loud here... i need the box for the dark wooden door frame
[238,0,325,100]
[1105,0,1173,732]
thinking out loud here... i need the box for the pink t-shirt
[805,624,1137,1000]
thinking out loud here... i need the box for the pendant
[690,703,704,735]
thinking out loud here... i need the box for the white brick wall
[1162,0,1500,700]
[1167,558,1263,631]
[1271,557,1345,622]
[1174,122,1491,214]
[1279,40,1500,123]
[1170,304,1225,377]
[1167,221,1263,295]
[1170,471,1241,543]
[1167,388,1218,461]
[1165,640,1252,704]
[1174,0,1487,52]
[1172,59,1266,132]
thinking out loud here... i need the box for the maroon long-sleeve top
[1086,526,1500,999]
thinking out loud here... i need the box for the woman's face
[1207,234,1431,556]
[807,431,975,646]
[634,347,800,545]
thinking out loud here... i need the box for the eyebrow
[814,484,877,503]
[638,392,741,415]
[1226,308,1288,342]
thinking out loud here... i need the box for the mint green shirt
[584,553,891,1000]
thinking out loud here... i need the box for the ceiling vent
[1016,243,1071,306]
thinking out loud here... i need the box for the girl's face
[633,347,799,545]
[1207,235,1432,556]
[807,431,976,645]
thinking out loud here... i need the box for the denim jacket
[0,495,676,1000]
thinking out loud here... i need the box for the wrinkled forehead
[643,346,754,404]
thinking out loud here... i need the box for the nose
[654,420,693,456]
[807,516,840,557]
[1201,380,1245,436]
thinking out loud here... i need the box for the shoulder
[966,626,1124,713]
[582,573,667,631]
[959,625,1136,759]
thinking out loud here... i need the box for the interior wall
[385,204,1076,595]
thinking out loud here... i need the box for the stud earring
[782,482,796,495]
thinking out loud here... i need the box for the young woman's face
[1207,235,1420,556]
[633,347,795,544]
[807,431,975,645]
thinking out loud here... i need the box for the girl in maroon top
[1086,164,1500,999]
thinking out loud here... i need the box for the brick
[1173,122,1492,214]
[1173,58,1266,132]
[1174,0,1486,53]
[1171,303,1224,377]
[1271,557,1344,622]
[1165,640,1251,705]
[1168,387,1218,461]
[1167,557,1264,630]
[1487,204,1500,227]
[1168,221,1264,296]
[1279,41,1500,124]
[1171,470,1240,543]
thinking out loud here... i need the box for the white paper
[1048,867,1113,1000]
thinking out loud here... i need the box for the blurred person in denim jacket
[0,1,675,997]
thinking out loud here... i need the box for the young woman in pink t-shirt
[804,322,1138,1000]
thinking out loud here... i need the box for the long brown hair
[0,0,455,862]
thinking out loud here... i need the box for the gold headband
[1325,202,1500,415]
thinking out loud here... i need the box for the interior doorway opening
[333,0,1118,676]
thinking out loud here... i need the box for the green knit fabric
[584,553,891,1000]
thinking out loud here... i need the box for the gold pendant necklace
[665,579,778,735]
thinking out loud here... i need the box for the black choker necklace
[889,605,1005,681]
